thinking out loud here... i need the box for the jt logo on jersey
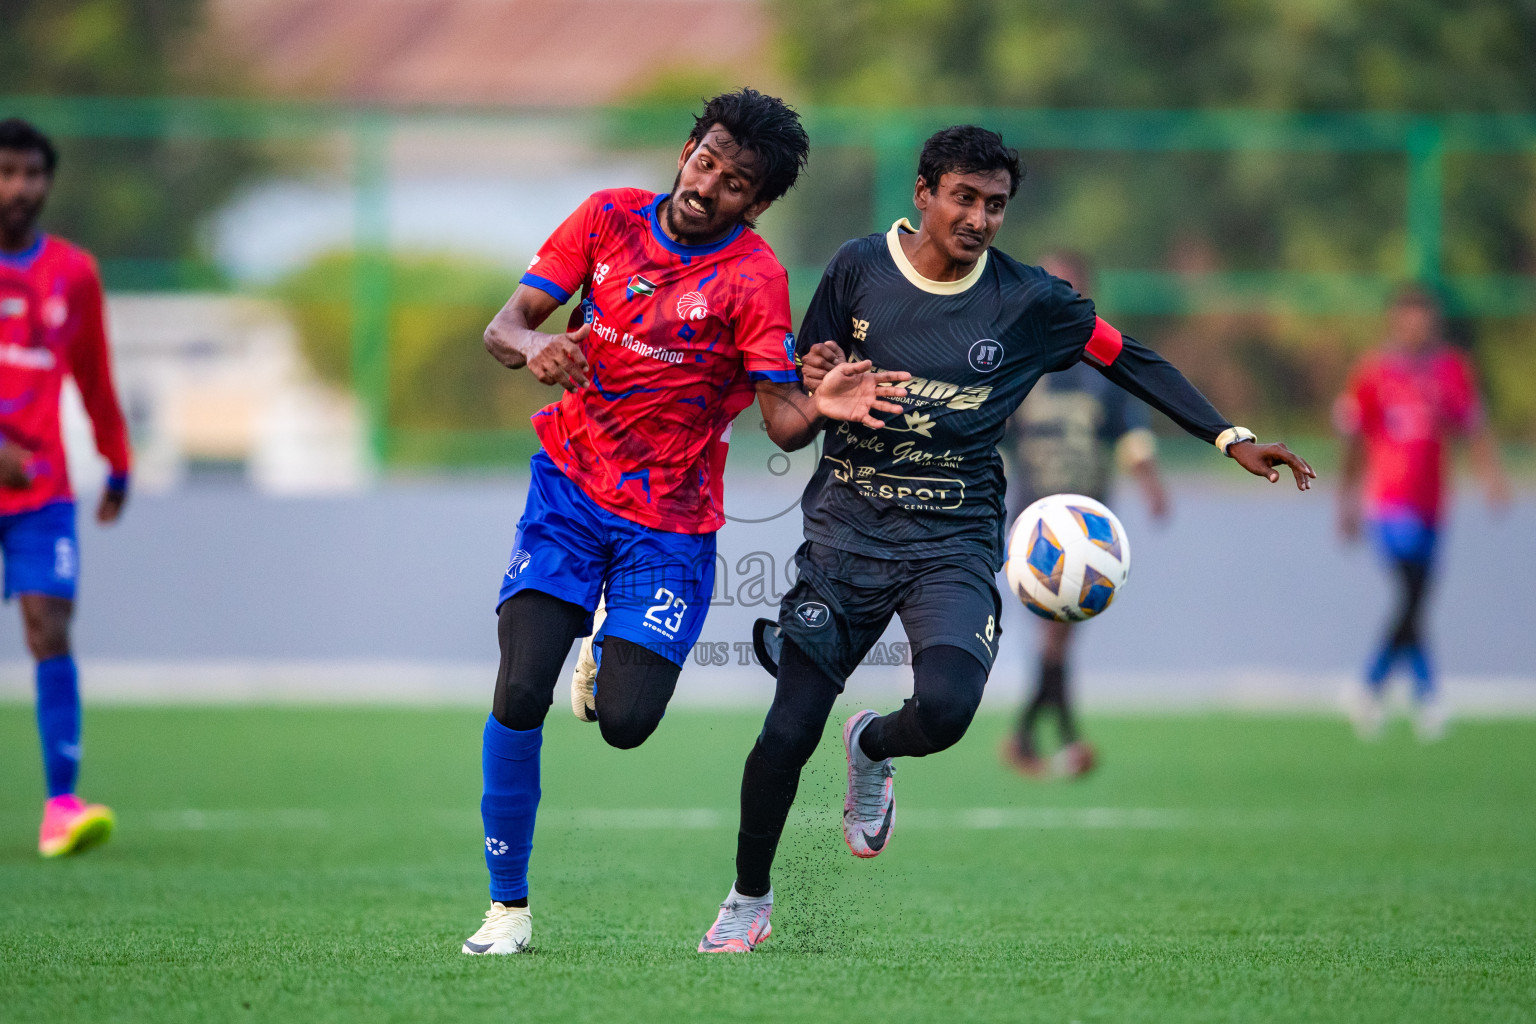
[968,339,1004,373]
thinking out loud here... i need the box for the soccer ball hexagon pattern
[1005,493,1131,623]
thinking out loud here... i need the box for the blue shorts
[1370,510,1438,566]
[497,452,716,666]
[0,501,78,601]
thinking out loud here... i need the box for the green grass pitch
[3,705,1534,1022]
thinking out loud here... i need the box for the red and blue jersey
[1334,345,1483,524]
[0,235,131,516]
[519,188,798,534]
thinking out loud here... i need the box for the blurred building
[63,296,369,495]
[206,0,777,106]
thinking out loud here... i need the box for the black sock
[734,741,802,898]
[1018,658,1063,748]
[496,898,529,909]
[1043,663,1079,744]
[859,698,930,761]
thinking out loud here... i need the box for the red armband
[1083,317,1124,367]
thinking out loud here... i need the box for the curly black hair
[0,118,58,175]
[688,88,809,206]
[917,125,1023,198]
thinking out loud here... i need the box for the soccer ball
[1004,494,1131,622]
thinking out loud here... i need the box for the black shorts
[776,541,1003,686]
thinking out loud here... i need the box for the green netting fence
[6,96,1535,465]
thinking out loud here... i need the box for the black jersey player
[696,125,1313,953]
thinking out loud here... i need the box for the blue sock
[481,715,542,903]
[1405,645,1436,702]
[1365,642,1397,693]
[35,655,81,798]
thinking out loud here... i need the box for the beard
[663,169,726,244]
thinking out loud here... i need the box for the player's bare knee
[21,599,72,661]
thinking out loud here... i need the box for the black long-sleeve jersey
[797,220,1233,569]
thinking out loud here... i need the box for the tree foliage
[277,252,558,442]
[773,0,1536,437]
[776,0,1536,112]
[0,0,261,270]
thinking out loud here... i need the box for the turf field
[3,705,1534,1022]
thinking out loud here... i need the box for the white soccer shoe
[697,887,773,953]
[570,599,606,723]
[1348,683,1386,741]
[1415,696,1448,742]
[462,902,532,955]
[842,709,896,859]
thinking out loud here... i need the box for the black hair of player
[917,125,1023,198]
[0,118,59,175]
[688,88,809,207]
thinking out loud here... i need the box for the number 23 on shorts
[645,587,688,634]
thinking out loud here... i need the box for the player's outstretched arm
[755,363,909,451]
[1090,332,1315,491]
[484,284,591,391]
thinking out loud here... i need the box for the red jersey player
[0,118,131,856]
[459,90,908,955]
[1335,285,1510,739]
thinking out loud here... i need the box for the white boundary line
[81,806,1215,832]
[1,661,1533,715]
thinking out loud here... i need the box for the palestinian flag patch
[626,275,656,300]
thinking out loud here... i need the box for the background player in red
[1335,285,1509,740]
[0,118,131,857]
[461,90,907,955]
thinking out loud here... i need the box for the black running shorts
[776,541,1003,686]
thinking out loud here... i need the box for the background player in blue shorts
[0,119,132,858]
[460,90,908,954]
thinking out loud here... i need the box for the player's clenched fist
[813,359,910,429]
[0,442,32,490]
[525,323,592,391]
[799,340,847,392]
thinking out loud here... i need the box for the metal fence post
[351,112,391,465]
[1405,119,1445,288]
